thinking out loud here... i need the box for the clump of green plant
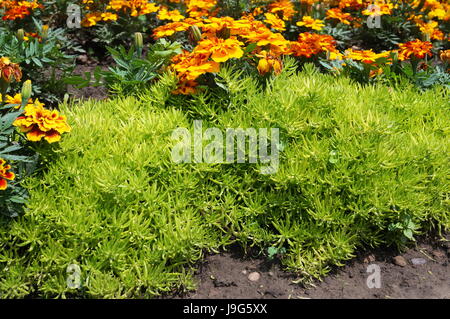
[66,36,181,96]
[0,63,448,298]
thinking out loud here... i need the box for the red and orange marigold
[0,158,15,191]
[397,39,433,61]
[13,99,71,143]
[0,57,22,83]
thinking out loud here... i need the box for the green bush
[0,64,448,298]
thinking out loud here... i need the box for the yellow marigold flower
[0,158,15,191]
[416,20,444,41]
[101,12,118,22]
[157,8,185,22]
[296,16,325,31]
[256,50,283,75]
[345,48,390,64]
[397,39,433,61]
[3,93,32,109]
[13,100,71,143]
[362,2,395,16]
[264,13,286,31]
[440,49,450,63]
[195,37,244,63]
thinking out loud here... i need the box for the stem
[0,79,9,103]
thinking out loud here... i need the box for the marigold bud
[189,25,202,42]
[440,50,450,64]
[17,29,25,41]
[21,80,32,103]
[134,32,143,51]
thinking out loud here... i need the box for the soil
[168,234,450,299]
[66,56,109,101]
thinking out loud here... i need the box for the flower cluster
[13,99,71,143]
[0,158,15,191]
[0,0,42,21]
[145,0,449,93]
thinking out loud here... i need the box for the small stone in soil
[393,256,407,267]
[432,250,445,258]
[242,270,247,275]
[248,272,261,282]
[411,258,427,265]
[364,254,375,263]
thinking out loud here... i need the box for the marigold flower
[256,50,283,75]
[290,33,337,58]
[362,2,395,16]
[195,36,244,62]
[416,20,444,41]
[13,99,71,143]
[0,158,15,191]
[296,16,325,31]
[397,40,433,61]
[326,8,352,25]
[345,48,390,64]
[81,12,102,27]
[153,21,191,39]
[1,93,32,108]
[171,51,219,82]
[268,0,296,21]
[264,13,286,31]
[0,57,22,83]
[439,49,450,63]
[157,8,185,22]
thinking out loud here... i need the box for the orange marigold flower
[81,12,102,27]
[397,39,433,61]
[13,99,71,143]
[290,33,337,58]
[256,50,283,75]
[268,0,296,21]
[0,158,15,191]
[195,36,244,63]
[171,51,220,82]
[326,8,352,25]
[0,57,22,83]
[339,0,364,10]
[153,21,191,38]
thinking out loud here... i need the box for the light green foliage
[0,63,448,297]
